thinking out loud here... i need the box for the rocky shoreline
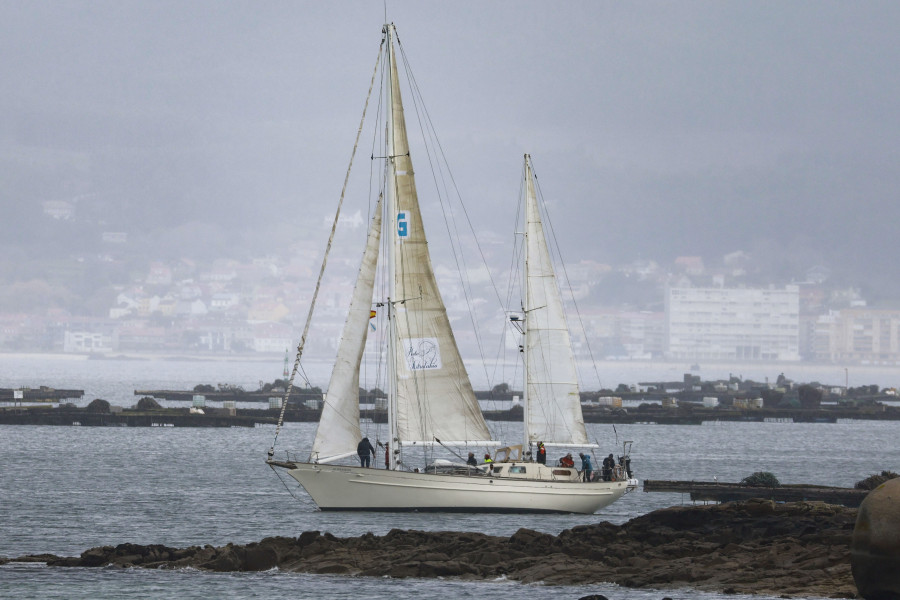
[4,500,858,598]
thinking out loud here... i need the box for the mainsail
[385,30,492,445]
[310,197,383,463]
[523,155,589,445]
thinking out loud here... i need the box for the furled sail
[386,35,492,444]
[310,197,383,462]
[523,156,589,445]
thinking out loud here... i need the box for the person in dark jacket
[602,453,615,481]
[357,437,376,467]
[536,442,546,465]
[466,452,477,467]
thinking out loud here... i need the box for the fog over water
[2,2,900,299]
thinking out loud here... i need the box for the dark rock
[79,545,115,566]
[241,542,280,571]
[14,500,859,597]
[851,478,900,599]
[509,527,555,549]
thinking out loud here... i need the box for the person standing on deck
[579,453,593,482]
[536,442,546,464]
[602,453,615,481]
[578,453,594,481]
[357,437,376,468]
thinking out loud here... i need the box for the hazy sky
[2,2,899,295]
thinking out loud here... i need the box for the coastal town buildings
[665,285,801,361]
[7,242,900,367]
[811,308,900,364]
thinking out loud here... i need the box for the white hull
[270,461,629,514]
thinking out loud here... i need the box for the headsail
[310,197,383,462]
[523,155,589,445]
[385,28,492,445]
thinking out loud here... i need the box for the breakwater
[0,387,83,402]
[644,479,868,507]
[133,389,319,403]
[486,403,900,423]
[0,406,319,427]
[3,401,900,427]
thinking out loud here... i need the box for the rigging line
[296,364,312,388]
[270,35,385,455]
[476,168,528,444]
[316,228,387,442]
[359,54,388,441]
[347,194,384,441]
[268,464,317,508]
[487,171,527,442]
[388,150,431,451]
[393,43,475,451]
[396,40,501,391]
[432,437,468,464]
[532,164,604,390]
[367,56,387,238]
[525,158,579,441]
[496,168,527,383]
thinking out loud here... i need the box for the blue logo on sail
[397,211,409,239]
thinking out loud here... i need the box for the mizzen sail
[523,155,589,445]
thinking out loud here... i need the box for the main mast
[522,154,532,450]
[385,23,399,470]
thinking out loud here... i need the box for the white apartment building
[812,308,900,364]
[666,285,800,361]
[63,331,115,353]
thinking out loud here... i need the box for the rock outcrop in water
[851,478,900,599]
[7,500,858,598]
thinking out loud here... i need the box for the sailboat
[266,24,634,514]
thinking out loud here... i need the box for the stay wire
[396,39,509,395]
[532,162,604,391]
[525,157,578,441]
[269,35,385,457]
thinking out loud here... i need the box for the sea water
[2,356,899,599]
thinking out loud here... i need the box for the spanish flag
[370,310,377,319]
